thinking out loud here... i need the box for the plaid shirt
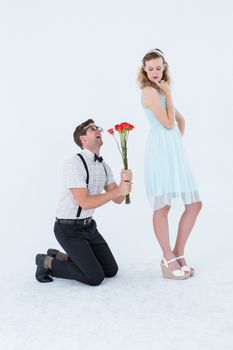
[56,148,115,219]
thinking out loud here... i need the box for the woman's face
[143,58,166,83]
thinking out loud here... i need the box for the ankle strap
[162,257,177,266]
[175,255,185,260]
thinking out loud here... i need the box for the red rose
[115,124,121,131]
[120,122,128,130]
[128,124,134,130]
[108,120,135,204]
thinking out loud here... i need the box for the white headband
[150,49,165,59]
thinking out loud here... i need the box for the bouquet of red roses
[107,122,134,204]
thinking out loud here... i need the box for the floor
[1,257,232,350]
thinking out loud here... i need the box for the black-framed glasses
[83,124,104,133]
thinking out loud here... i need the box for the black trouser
[51,219,118,286]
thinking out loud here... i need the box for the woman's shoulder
[141,86,161,105]
[141,85,159,97]
[142,85,156,92]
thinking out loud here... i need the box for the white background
[0,1,233,349]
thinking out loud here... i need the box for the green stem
[113,134,123,157]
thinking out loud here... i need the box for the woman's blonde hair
[137,49,171,89]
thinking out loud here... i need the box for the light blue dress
[143,93,200,211]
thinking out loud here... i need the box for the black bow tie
[94,154,103,162]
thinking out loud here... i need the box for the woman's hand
[154,80,171,96]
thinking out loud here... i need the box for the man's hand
[104,170,133,204]
[120,169,133,183]
[118,179,132,196]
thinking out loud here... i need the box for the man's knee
[87,272,105,286]
[105,263,118,278]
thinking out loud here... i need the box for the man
[35,118,132,286]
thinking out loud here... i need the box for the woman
[138,49,202,280]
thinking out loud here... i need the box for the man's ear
[80,135,86,146]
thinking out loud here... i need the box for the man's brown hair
[73,119,95,149]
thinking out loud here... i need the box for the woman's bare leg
[153,205,182,271]
[173,201,202,267]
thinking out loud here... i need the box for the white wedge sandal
[161,257,190,280]
[175,255,195,277]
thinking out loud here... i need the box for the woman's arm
[142,86,174,129]
[175,108,185,136]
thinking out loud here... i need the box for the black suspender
[76,154,89,218]
[102,163,107,177]
[77,154,89,186]
[76,153,107,218]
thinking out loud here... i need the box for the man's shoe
[47,248,59,259]
[35,254,53,283]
